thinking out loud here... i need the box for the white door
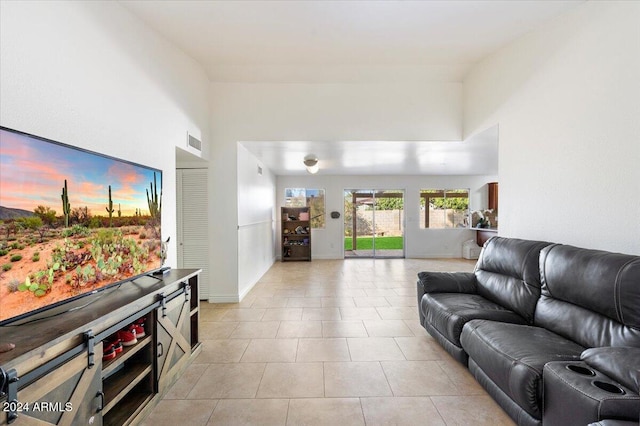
[177,168,209,299]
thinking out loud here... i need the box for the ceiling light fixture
[304,154,319,174]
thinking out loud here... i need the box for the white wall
[464,1,640,254]
[0,1,211,266]
[210,82,462,301]
[277,174,496,259]
[237,144,277,301]
[212,83,462,141]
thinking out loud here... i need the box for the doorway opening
[344,189,404,258]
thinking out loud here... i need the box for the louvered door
[176,169,209,299]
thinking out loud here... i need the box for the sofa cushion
[537,244,640,348]
[582,347,640,393]
[422,293,527,347]
[422,320,469,364]
[460,319,584,419]
[474,237,551,323]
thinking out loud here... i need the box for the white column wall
[236,144,277,302]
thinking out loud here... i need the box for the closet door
[176,169,209,299]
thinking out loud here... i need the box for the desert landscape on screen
[0,129,163,323]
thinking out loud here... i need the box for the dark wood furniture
[488,182,498,211]
[474,182,499,246]
[281,207,311,261]
[0,269,201,426]
[475,228,498,246]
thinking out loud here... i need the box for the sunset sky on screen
[0,129,158,216]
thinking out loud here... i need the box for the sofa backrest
[474,237,552,323]
[536,244,640,348]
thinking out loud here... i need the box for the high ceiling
[123,1,583,175]
[122,0,582,83]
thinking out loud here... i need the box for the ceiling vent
[187,133,202,152]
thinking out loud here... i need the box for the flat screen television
[0,126,163,325]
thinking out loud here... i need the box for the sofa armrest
[581,347,640,394]
[417,272,476,299]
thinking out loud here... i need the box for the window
[285,188,325,229]
[419,189,469,229]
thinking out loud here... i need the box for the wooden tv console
[0,269,201,426]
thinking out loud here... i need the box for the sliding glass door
[344,189,404,258]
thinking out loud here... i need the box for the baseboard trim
[210,257,278,304]
[407,254,460,259]
[276,254,341,260]
[275,254,463,260]
[208,295,240,303]
[238,282,255,302]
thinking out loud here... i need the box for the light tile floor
[142,258,515,426]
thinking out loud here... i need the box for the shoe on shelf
[128,322,146,338]
[107,335,123,355]
[102,343,117,361]
[117,329,138,347]
[135,317,147,330]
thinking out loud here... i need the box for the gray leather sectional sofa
[417,237,640,425]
